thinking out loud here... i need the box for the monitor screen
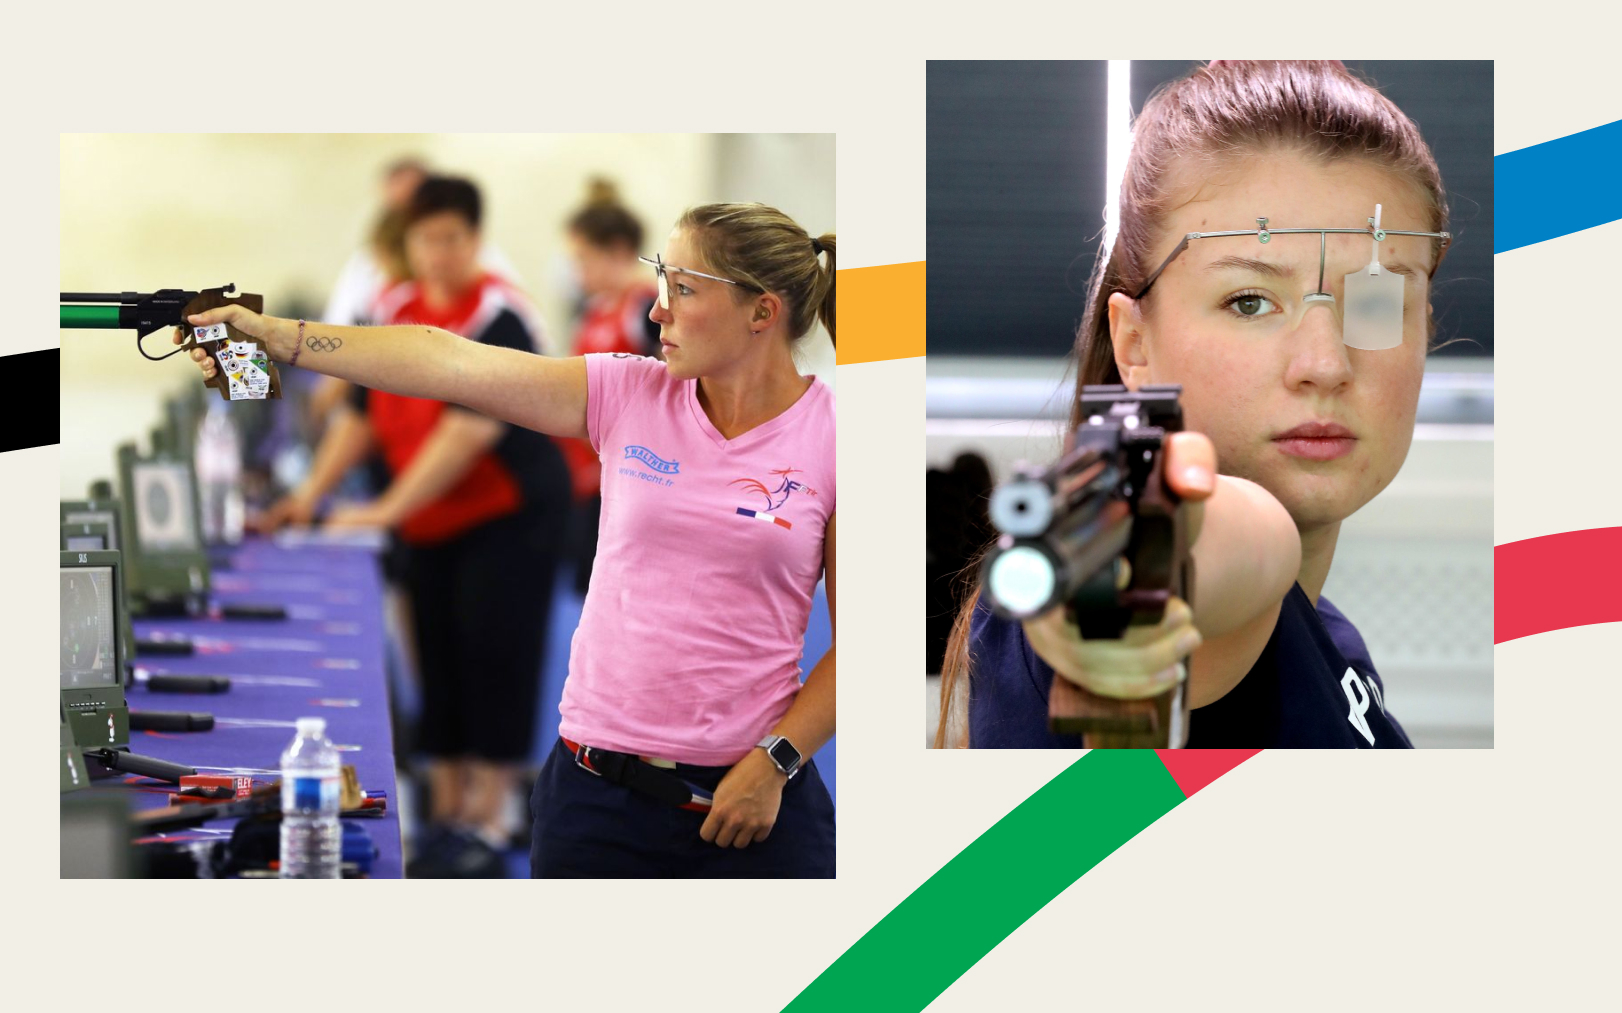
[65,535,106,551]
[60,565,118,689]
[63,509,119,551]
[131,462,197,552]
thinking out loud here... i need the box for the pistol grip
[1049,678,1188,748]
[183,289,281,401]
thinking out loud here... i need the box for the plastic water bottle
[279,717,342,879]
[195,401,245,545]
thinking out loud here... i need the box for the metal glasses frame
[637,254,758,306]
[1131,216,1452,302]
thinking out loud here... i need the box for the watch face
[769,738,802,771]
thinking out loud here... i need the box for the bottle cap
[295,717,326,737]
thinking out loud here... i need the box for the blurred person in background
[306,157,424,426]
[309,157,527,422]
[258,175,572,876]
[938,61,1449,749]
[321,156,426,329]
[559,178,661,594]
[182,202,837,878]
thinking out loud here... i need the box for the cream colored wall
[716,133,838,383]
[59,133,835,497]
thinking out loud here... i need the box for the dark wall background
[927,60,1493,358]
[926,62,1108,357]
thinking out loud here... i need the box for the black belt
[562,737,714,812]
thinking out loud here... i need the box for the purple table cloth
[121,535,401,878]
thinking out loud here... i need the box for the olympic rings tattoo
[304,335,343,353]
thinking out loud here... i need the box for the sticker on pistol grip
[215,343,270,400]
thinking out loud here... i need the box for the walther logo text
[624,445,681,475]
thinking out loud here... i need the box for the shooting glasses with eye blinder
[1132,204,1451,350]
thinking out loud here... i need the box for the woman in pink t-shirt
[181,203,838,878]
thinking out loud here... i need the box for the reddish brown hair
[935,60,1450,748]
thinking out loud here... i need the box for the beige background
[10,5,1620,1012]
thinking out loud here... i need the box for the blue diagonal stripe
[1496,119,1622,253]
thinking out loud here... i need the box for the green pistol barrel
[60,305,123,328]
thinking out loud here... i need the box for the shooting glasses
[1132,205,1451,351]
[638,254,758,311]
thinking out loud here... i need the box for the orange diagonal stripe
[836,261,924,365]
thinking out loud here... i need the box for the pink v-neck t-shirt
[558,353,835,765]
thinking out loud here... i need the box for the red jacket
[560,284,658,500]
[366,274,545,544]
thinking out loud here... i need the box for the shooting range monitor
[60,505,137,674]
[60,498,122,551]
[60,549,130,760]
[60,791,136,878]
[115,442,209,616]
[61,520,111,553]
[61,705,89,792]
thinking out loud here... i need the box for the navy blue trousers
[529,738,836,878]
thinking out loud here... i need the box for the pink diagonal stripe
[1155,749,1262,799]
[1495,527,1622,643]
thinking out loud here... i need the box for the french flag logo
[736,508,793,530]
[731,469,803,530]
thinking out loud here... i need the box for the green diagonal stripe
[785,750,1185,1012]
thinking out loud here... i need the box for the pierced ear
[1107,292,1151,389]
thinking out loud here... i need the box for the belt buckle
[572,742,601,777]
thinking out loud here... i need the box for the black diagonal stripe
[2,349,60,452]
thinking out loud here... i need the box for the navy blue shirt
[967,583,1413,748]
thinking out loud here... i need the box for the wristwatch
[758,734,803,779]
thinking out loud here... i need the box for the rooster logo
[730,468,807,530]
[731,468,803,511]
